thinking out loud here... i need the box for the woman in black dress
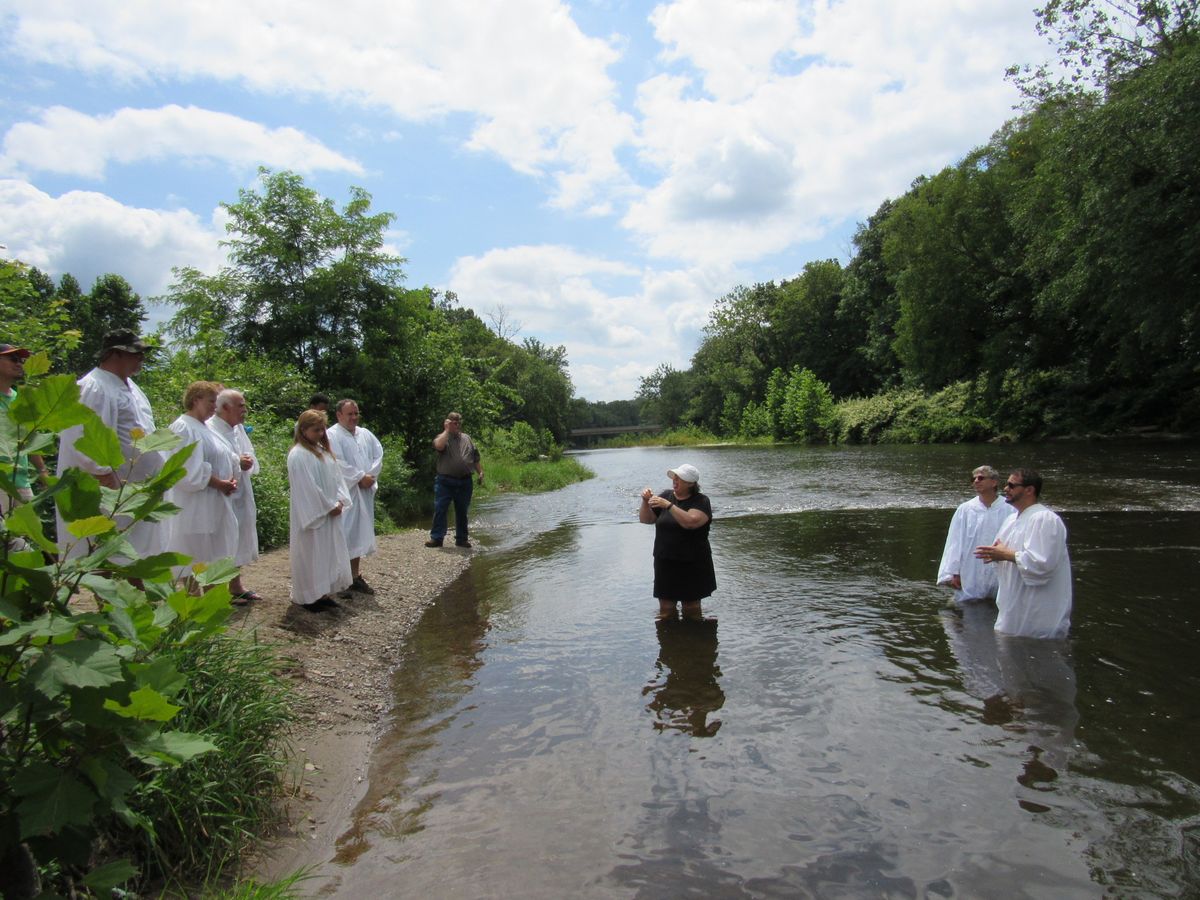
[640,463,716,619]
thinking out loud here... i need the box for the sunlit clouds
[0,0,1052,398]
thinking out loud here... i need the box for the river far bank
[224,530,471,891]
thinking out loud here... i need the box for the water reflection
[643,616,724,737]
[941,601,1079,812]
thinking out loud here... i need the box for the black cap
[99,329,149,359]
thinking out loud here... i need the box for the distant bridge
[567,424,663,446]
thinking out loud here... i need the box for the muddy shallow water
[322,443,1200,898]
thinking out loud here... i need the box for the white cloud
[447,244,739,399]
[625,0,1049,265]
[0,179,224,298]
[5,0,633,211]
[0,105,363,178]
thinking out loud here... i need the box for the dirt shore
[225,529,472,886]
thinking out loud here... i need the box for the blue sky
[0,0,1050,401]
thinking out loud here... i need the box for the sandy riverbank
[223,530,472,888]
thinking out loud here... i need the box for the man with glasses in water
[937,465,1011,604]
[975,468,1072,639]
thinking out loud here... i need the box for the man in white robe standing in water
[56,329,166,559]
[327,398,383,595]
[209,388,261,602]
[975,468,1073,639]
[937,465,1012,603]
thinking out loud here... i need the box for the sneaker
[455,539,472,548]
[351,576,375,595]
[425,538,443,548]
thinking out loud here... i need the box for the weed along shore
[231,529,471,887]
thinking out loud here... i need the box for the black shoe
[425,538,443,548]
[303,596,340,612]
[351,576,375,595]
[455,539,472,548]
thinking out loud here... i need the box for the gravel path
[228,529,472,884]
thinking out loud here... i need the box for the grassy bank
[475,453,594,496]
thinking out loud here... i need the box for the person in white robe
[327,398,383,595]
[165,382,240,587]
[287,409,353,611]
[209,388,261,601]
[937,465,1013,603]
[55,329,167,560]
[975,468,1073,639]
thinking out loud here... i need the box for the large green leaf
[15,763,98,838]
[104,686,182,722]
[116,551,191,581]
[192,556,239,586]
[3,502,57,553]
[0,613,78,646]
[52,467,102,521]
[74,411,124,470]
[132,426,182,455]
[30,639,125,695]
[129,656,187,698]
[8,374,91,433]
[167,588,234,628]
[127,729,217,765]
[0,554,56,600]
[82,859,138,893]
[67,515,116,539]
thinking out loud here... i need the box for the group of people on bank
[6,330,485,614]
[7,328,1071,638]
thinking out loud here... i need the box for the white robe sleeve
[1012,512,1069,586]
[169,417,213,493]
[362,428,383,491]
[937,504,968,585]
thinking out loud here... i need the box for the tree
[1011,0,1199,98]
[220,168,405,382]
[64,274,147,375]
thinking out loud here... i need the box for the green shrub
[0,367,294,897]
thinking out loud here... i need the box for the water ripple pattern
[332,442,1200,898]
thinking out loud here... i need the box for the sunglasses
[1003,481,1027,490]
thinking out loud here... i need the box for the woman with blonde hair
[287,409,353,611]
[166,380,241,594]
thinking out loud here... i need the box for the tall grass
[112,634,295,890]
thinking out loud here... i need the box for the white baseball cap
[667,464,700,483]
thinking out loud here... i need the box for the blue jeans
[431,474,473,543]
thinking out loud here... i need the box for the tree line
[626,0,1199,442]
[2,169,575,474]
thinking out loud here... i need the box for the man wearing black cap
[0,344,48,512]
[56,329,167,558]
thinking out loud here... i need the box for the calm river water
[330,443,1199,898]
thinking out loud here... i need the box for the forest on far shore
[575,1,1199,445]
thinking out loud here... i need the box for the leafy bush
[0,365,293,896]
[483,421,559,462]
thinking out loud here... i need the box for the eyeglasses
[972,475,992,481]
[1003,481,1026,490]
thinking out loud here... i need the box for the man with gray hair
[208,388,261,602]
[327,398,383,594]
[937,465,1011,603]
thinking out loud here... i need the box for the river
[327,443,1200,898]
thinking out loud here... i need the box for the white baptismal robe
[56,368,167,559]
[166,414,240,570]
[287,445,353,605]
[937,495,1013,602]
[207,416,260,566]
[994,503,1073,639]
[327,423,382,559]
